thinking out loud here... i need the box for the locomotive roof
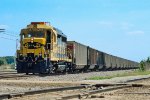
[23,22,67,38]
[54,27,67,38]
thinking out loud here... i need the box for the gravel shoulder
[5,70,135,81]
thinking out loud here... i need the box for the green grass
[88,70,150,80]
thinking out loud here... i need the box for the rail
[0,83,148,100]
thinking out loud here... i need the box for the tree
[4,56,14,64]
[139,60,145,71]
[0,56,15,66]
[146,57,150,63]
[0,59,4,66]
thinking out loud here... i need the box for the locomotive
[16,22,139,74]
[16,22,72,74]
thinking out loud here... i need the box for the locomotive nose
[23,38,46,46]
[22,38,46,56]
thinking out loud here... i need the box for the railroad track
[1,71,150,100]
[0,71,29,79]
[0,83,145,100]
[0,70,16,72]
[0,70,16,74]
[0,74,29,79]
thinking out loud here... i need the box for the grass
[0,64,15,71]
[88,70,150,80]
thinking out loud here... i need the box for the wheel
[63,65,68,74]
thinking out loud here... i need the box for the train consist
[16,22,139,74]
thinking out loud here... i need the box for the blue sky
[0,0,150,62]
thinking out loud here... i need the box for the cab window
[25,31,44,38]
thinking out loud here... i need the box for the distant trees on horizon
[0,56,14,66]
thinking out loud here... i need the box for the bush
[139,61,145,71]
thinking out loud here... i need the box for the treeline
[0,56,15,66]
[141,57,150,63]
[140,57,150,71]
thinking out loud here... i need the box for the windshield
[24,31,44,38]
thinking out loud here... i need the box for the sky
[0,0,150,62]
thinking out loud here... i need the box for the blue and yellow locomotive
[16,22,72,74]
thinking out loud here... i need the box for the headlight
[39,53,42,56]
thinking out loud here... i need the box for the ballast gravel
[17,70,135,81]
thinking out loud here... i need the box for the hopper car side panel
[97,51,105,70]
[104,53,112,69]
[88,47,99,70]
[67,41,88,70]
